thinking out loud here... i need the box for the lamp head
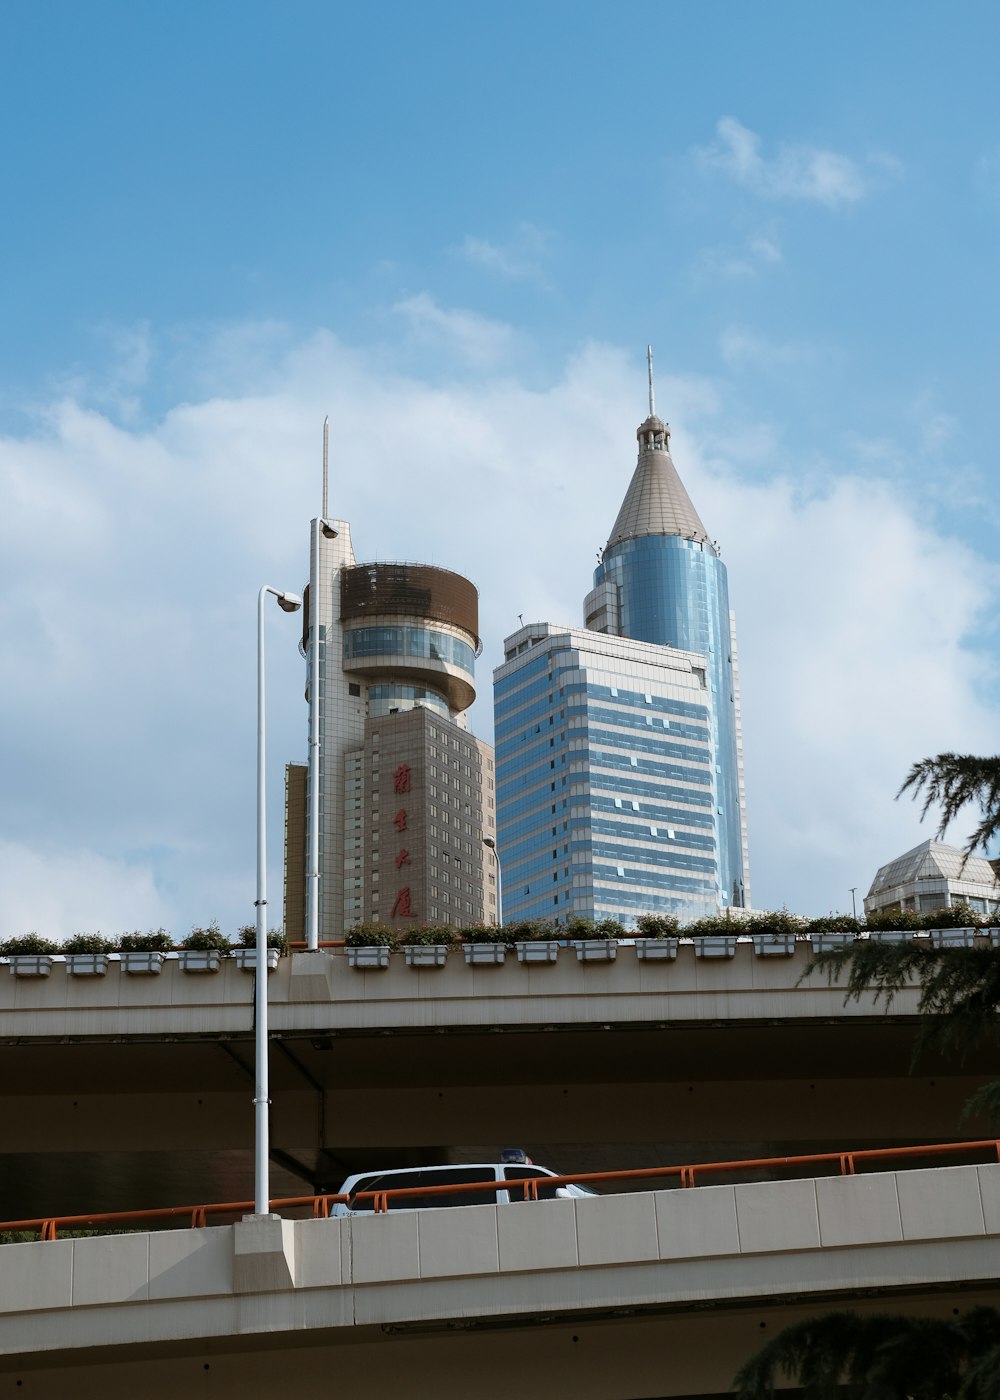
[276,591,303,613]
[482,837,497,851]
[320,519,339,539]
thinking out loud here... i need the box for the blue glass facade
[592,535,746,909]
[343,625,475,674]
[494,628,724,927]
[493,402,749,928]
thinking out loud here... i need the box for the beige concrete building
[283,515,495,938]
[343,706,495,928]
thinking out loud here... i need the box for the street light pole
[849,887,858,921]
[305,506,339,953]
[483,836,503,927]
[255,584,302,1218]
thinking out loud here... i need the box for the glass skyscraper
[495,376,750,926]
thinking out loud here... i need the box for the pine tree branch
[898,754,1000,857]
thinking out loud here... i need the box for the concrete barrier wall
[3,1162,999,1365]
[0,942,922,1039]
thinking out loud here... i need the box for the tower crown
[636,413,670,452]
[605,349,711,550]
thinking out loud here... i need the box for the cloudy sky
[2,1,999,939]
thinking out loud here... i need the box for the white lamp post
[255,584,302,1217]
[305,511,339,952]
[482,836,503,927]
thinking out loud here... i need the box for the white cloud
[0,319,996,939]
[719,324,821,372]
[0,841,170,941]
[698,117,900,208]
[973,147,1000,203]
[692,232,783,282]
[392,293,521,367]
[457,222,552,282]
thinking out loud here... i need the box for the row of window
[343,625,476,675]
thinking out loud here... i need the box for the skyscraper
[494,355,749,925]
[283,451,496,940]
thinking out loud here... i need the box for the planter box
[572,939,618,963]
[7,955,54,978]
[65,953,111,976]
[869,930,917,945]
[119,951,166,975]
[752,934,797,958]
[463,943,507,966]
[516,940,561,964]
[230,948,282,972]
[177,950,222,973]
[634,937,678,961]
[346,945,391,970]
[691,935,737,959]
[809,933,857,953]
[402,944,450,968]
[929,928,979,949]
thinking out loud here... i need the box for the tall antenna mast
[322,416,329,519]
[647,344,656,418]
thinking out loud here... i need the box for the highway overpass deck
[3,1162,1000,1397]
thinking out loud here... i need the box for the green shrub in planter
[237,924,287,951]
[593,917,627,939]
[182,922,232,952]
[863,909,923,932]
[635,913,680,938]
[0,933,57,955]
[684,915,740,936]
[504,920,553,943]
[397,925,457,948]
[918,904,984,930]
[565,915,596,939]
[458,924,511,946]
[119,929,174,952]
[805,914,861,935]
[63,933,119,954]
[746,909,805,939]
[345,923,397,949]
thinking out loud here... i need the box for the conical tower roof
[606,412,711,549]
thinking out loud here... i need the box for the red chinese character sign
[388,758,416,918]
[391,888,415,918]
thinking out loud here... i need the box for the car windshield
[350,1167,499,1209]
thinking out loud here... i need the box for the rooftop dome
[605,412,711,549]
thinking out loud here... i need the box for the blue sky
[2,1,999,937]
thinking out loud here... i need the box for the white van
[332,1162,598,1215]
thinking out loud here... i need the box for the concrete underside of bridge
[3,1019,999,1219]
[3,1287,999,1399]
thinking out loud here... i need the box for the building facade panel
[495,625,721,927]
[284,518,494,939]
[497,379,750,924]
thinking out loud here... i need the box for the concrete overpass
[3,939,997,1218]
[3,1162,1000,1397]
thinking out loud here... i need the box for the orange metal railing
[2,1138,998,1240]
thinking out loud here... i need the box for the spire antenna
[647,345,656,419]
[322,416,329,519]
